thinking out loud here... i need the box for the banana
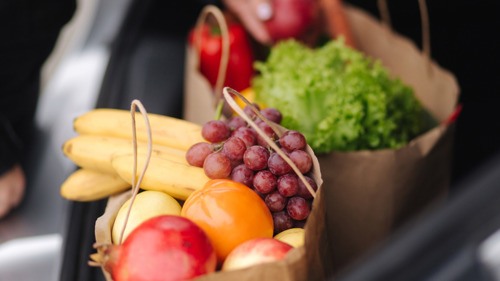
[111,154,209,200]
[62,135,188,174]
[73,108,206,151]
[60,169,131,201]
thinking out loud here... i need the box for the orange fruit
[181,179,273,263]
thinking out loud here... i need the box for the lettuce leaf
[253,39,430,154]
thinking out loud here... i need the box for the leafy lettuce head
[253,39,430,154]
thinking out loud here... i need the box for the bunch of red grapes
[186,105,317,234]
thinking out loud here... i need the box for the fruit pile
[186,105,318,234]
[60,99,319,281]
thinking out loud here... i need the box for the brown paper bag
[92,91,333,281]
[93,173,329,281]
[183,5,229,125]
[318,2,460,271]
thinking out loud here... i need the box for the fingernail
[257,2,272,21]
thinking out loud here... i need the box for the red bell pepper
[189,20,255,92]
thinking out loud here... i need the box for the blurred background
[0,0,499,280]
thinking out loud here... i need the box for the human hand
[0,164,25,218]
[222,0,273,44]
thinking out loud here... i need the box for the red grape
[186,142,213,168]
[255,120,277,148]
[297,175,317,199]
[279,130,306,151]
[253,170,277,194]
[201,120,230,143]
[226,116,246,130]
[243,145,269,171]
[286,196,310,221]
[265,190,287,212]
[289,150,312,174]
[277,174,299,197]
[260,108,282,124]
[229,159,243,170]
[222,137,246,162]
[272,211,294,234]
[230,164,254,187]
[268,152,291,176]
[203,152,231,179]
[231,126,256,148]
[243,103,261,120]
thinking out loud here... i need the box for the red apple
[265,0,318,43]
[221,237,293,271]
[103,215,217,281]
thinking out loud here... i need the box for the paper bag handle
[116,99,153,245]
[377,0,431,63]
[192,5,230,107]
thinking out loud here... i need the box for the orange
[181,179,273,263]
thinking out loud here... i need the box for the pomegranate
[101,215,216,281]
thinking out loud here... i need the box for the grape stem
[214,99,225,121]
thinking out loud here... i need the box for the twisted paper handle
[377,0,431,65]
[117,99,153,245]
[193,5,230,107]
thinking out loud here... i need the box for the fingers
[0,197,10,219]
[256,0,273,21]
[9,165,25,207]
[0,164,26,219]
[223,0,273,45]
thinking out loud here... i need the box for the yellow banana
[62,135,188,174]
[111,154,209,200]
[73,108,205,151]
[60,169,131,201]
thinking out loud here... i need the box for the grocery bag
[318,0,461,271]
[92,92,334,281]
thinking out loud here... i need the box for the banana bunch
[61,108,209,202]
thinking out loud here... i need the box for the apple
[274,227,305,248]
[103,215,216,281]
[264,0,318,43]
[111,190,182,244]
[221,237,293,271]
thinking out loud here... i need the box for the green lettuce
[253,39,431,154]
